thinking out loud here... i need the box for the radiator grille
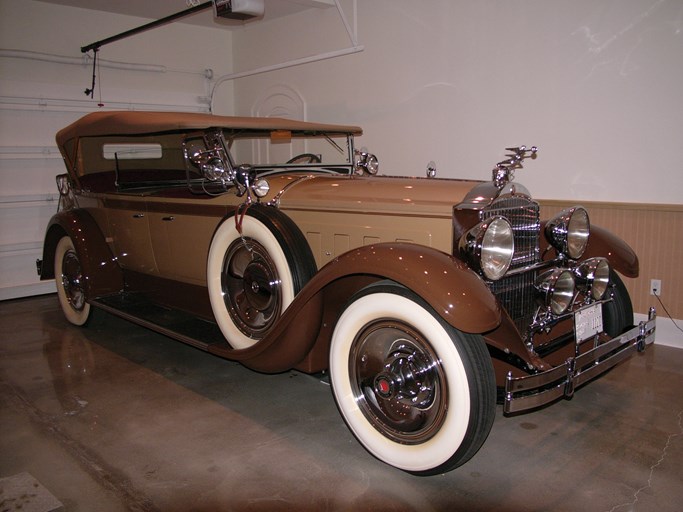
[481,196,540,335]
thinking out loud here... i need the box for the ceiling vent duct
[213,0,265,20]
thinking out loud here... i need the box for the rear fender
[41,209,123,297]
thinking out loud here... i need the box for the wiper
[324,134,345,155]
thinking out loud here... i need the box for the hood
[275,174,484,217]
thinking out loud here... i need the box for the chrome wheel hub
[350,321,447,444]
[222,238,281,339]
[61,249,86,311]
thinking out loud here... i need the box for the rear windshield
[76,134,185,176]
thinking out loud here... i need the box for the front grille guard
[473,193,657,414]
[504,308,656,414]
[481,196,540,335]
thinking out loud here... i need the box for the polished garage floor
[1,295,682,512]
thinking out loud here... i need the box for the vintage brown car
[38,111,656,475]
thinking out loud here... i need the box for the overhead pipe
[0,49,214,76]
[80,1,213,53]
[335,0,358,47]
[0,95,210,114]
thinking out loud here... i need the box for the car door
[147,196,228,286]
[104,195,158,275]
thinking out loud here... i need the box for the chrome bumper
[504,308,656,414]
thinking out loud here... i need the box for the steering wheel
[287,153,321,164]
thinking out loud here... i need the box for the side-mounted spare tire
[207,204,317,349]
[329,281,496,475]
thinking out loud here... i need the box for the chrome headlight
[252,178,270,198]
[575,257,610,300]
[545,206,590,259]
[535,268,575,315]
[354,147,379,175]
[459,217,514,281]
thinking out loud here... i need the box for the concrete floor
[1,295,682,512]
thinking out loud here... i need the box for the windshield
[225,129,354,172]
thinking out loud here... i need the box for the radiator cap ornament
[492,145,537,188]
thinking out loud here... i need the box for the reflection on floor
[1,295,682,512]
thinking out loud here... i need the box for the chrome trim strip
[504,309,656,414]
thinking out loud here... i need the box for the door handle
[162,216,175,221]
[132,213,144,218]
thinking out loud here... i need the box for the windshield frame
[221,129,357,176]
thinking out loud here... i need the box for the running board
[90,293,227,352]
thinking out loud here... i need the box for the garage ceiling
[36,0,335,27]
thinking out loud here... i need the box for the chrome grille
[481,196,540,335]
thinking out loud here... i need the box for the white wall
[229,0,683,205]
[0,0,233,299]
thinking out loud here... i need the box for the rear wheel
[329,282,496,475]
[54,236,91,326]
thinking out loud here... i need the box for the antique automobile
[38,111,656,475]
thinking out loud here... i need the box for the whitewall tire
[329,282,496,475]
[55,235,92,326]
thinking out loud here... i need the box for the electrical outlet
[650,279,662,296]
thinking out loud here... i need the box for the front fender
[41,209,123,298]
[313,243,502,334]
[212,243,501,373]
[583,225,639,277]
[540,222,638,277]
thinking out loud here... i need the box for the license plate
[574,303,603,343]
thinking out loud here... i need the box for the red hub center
[374,374,393,398]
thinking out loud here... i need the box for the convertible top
[56,111,363,149]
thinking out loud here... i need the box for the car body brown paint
[211,242,502,372]
[42,209,123,297]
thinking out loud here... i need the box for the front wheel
[602,270,634,338]
[329,282,496,475]
[54,235,92,326]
